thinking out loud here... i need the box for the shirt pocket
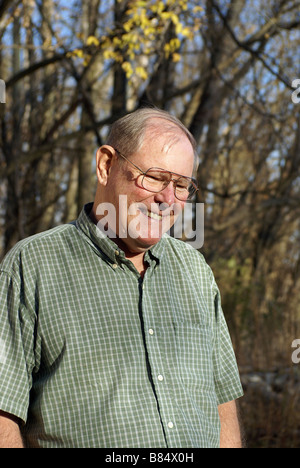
[173,321,214,393]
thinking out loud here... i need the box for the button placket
[140,273,175,444]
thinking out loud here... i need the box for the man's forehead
[142,121,192,153]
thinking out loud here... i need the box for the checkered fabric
[0,203,243,448]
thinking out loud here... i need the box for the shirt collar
[75,203,165,265]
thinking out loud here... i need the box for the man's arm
[218,400,243,448]
[0,411,24,448]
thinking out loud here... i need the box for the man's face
[101,125,195,254]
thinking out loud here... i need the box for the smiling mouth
[147,210,163,221]
[140,208,175,221]
[131,202,178,223]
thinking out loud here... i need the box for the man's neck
[89,204,150,277]
[113,238,148,278]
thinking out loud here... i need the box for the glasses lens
[142,169,171,192]
[142,168,198,201]
[175,177,197,201]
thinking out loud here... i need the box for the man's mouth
[146,210,163,221]
[140,208,175,221]
[129,202,179,225]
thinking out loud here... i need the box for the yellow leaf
[83,56,91,67]
[86,36,100,46]
[169,38,181,51]
[123,21,132,33]
[172,53,181,63]
[175,22,183,35]
[161,12,173,20]
[180,1,188,11]
[113,37,122,47]
[73,48,84,58]
[151,1,164,14]
[136,66,148,80]
[122,61,134,78]
[103,49,116,60]
[171,13,179,25]
[100,37,112,49]
[181,27,193,38]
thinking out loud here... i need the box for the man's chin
[128,235,162,252]
[115,235,162,257]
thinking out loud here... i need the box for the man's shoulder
[8,223,75,251]
[162,234,208,266]
[0,223,77,273]
[161,235,217,292]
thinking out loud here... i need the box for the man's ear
[96,145,115,186]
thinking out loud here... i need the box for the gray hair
[106,108,197,158]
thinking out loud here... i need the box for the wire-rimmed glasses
[114,148,198,201]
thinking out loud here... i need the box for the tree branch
[211,0,297,89]
[6,53,67,89]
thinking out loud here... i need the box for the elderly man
[0,108,243,448]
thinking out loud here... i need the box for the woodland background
[1,0,300,448]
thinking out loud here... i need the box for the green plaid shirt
[0,203,243,448]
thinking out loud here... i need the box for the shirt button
[167,421,174,429]
[149,329,154,336]
[115,250,120,256]
[112,263,118,269]
[157,374,164,382]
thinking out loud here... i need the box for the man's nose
[154,181,176,205]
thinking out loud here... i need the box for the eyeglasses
[114,148,198,201]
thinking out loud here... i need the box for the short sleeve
[211,280,244,405]
[0,271,35,423]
